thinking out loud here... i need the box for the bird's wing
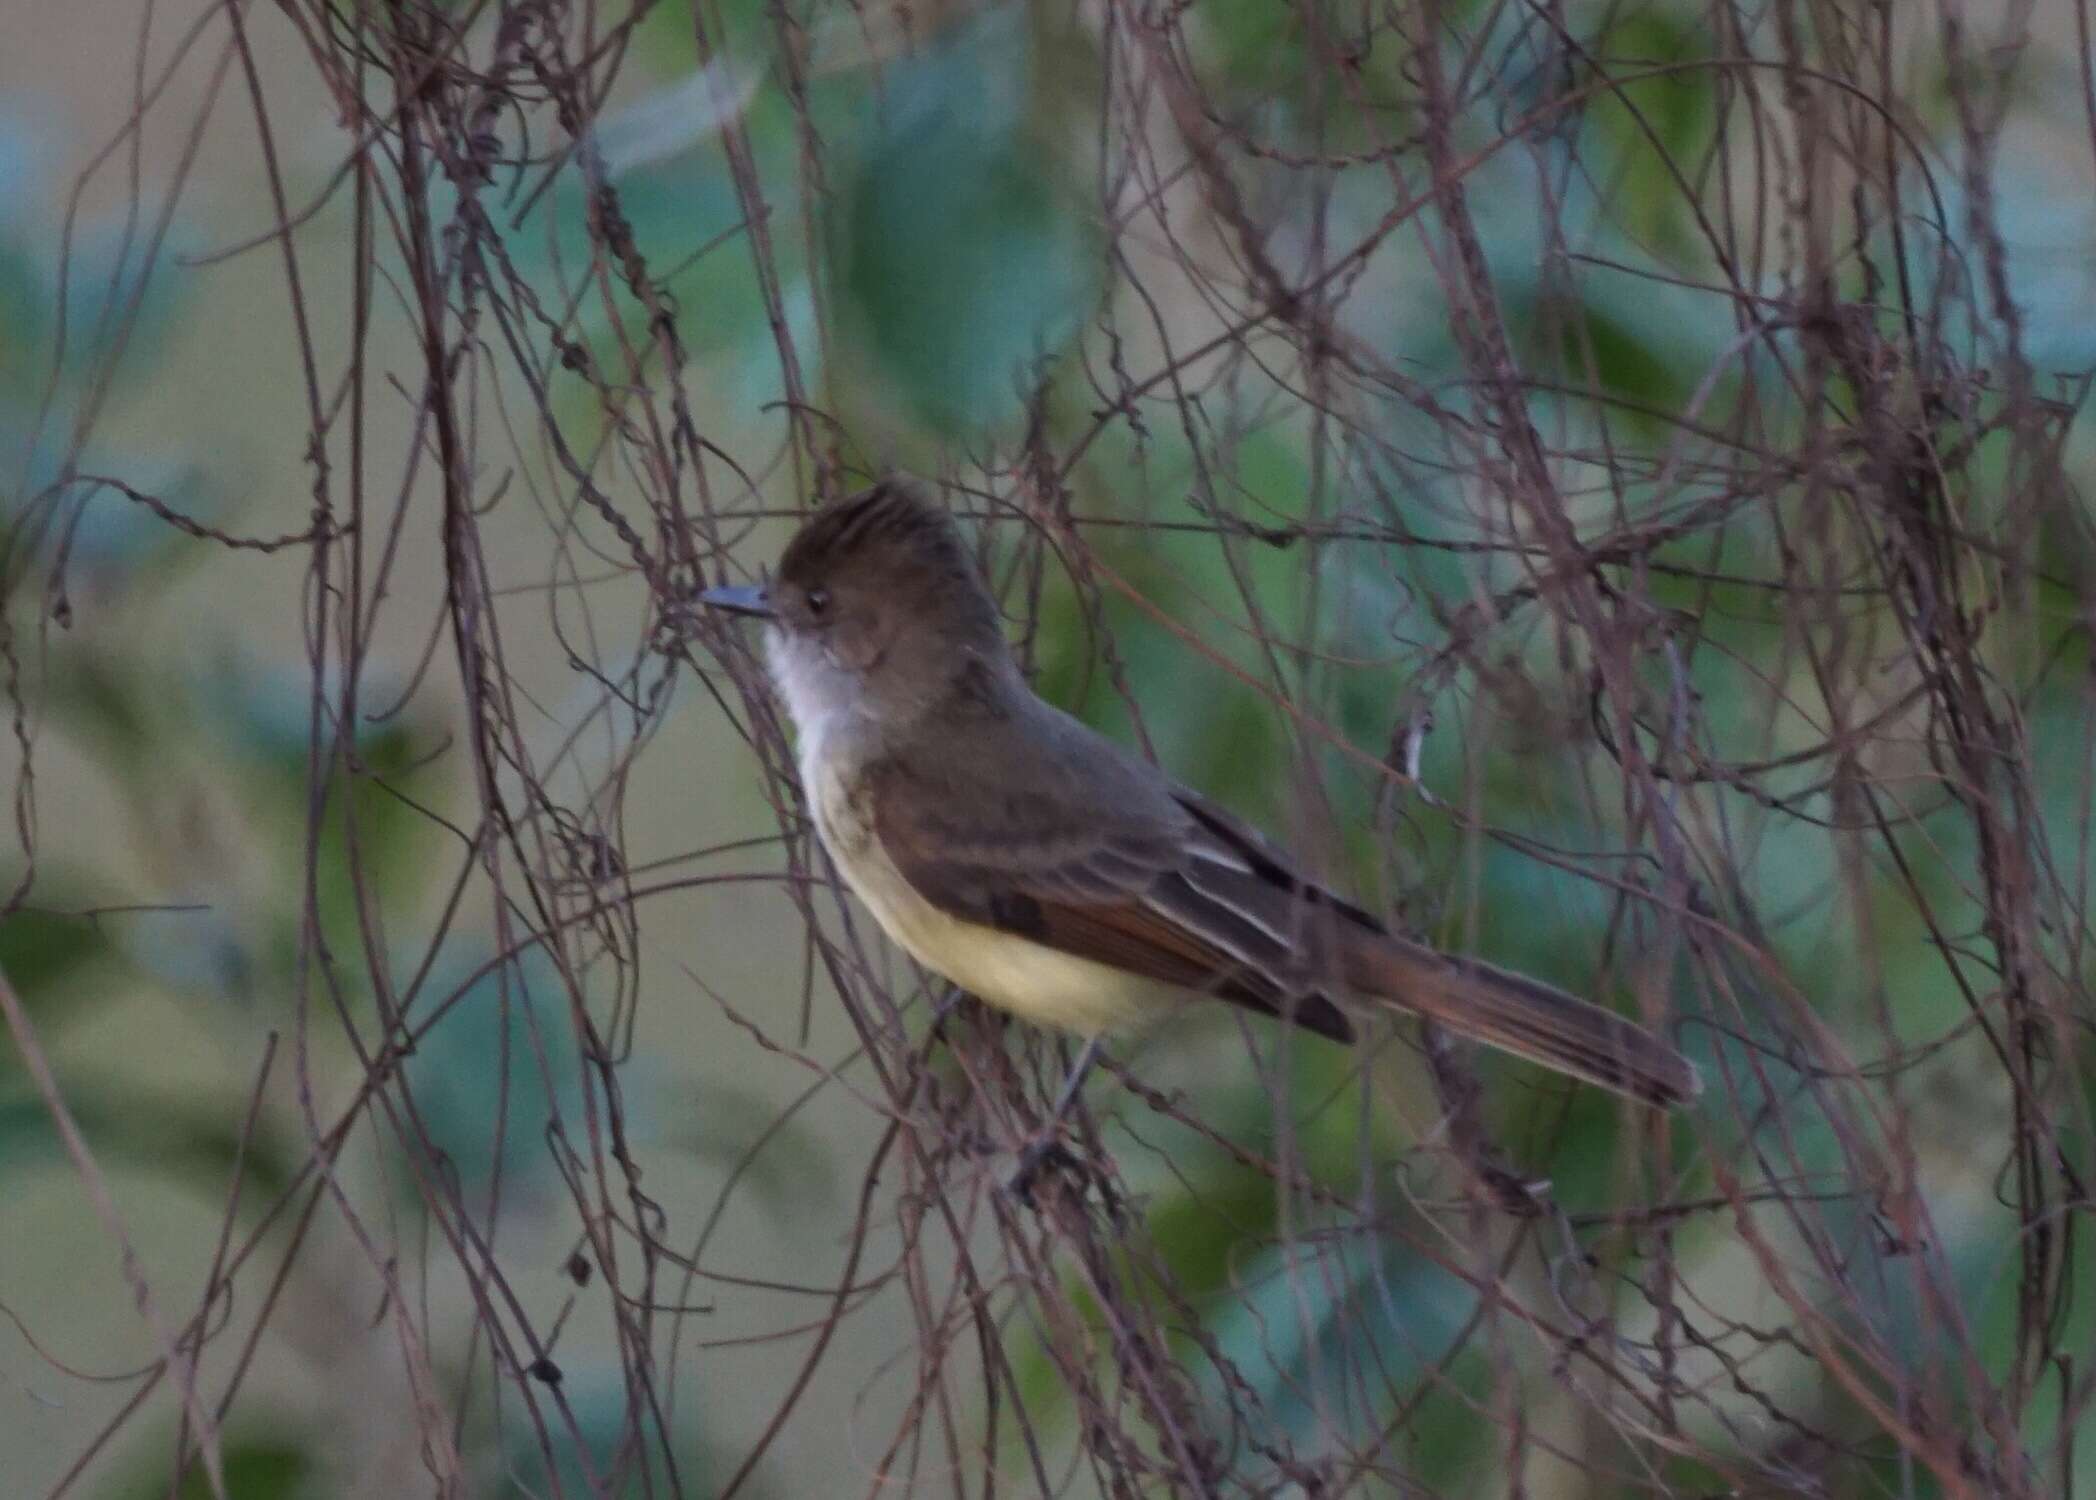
[1173,783,1698,1104]
[867,714,1699,1105]
[864,734,1358,1042]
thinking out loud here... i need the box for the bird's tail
[1341,932,1700,1108]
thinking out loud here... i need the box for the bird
[700,476,1700,1140]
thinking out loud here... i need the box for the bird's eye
[806,587,831,616]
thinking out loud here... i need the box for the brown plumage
[707,477,1700,1109]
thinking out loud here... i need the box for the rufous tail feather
[1342,933,1700,1108]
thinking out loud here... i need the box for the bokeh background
[5,0,2096,1496]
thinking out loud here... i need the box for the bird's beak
[698,583,774,620]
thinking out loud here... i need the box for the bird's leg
[1004,1036,1103,1202]
[1045,1035,1104,1127]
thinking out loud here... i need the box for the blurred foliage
[827,8,1099,430]
[100,1440,313,1500]
[961,8,2088,1484]
[4,0,2093,1493]
[0,99,766,1495]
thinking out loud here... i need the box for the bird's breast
[800,757,1171,1036]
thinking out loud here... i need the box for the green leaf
[1142,1157,1288,1301]
[830,9,1098,433]
[657,1078,835,1216]
[497,1363,694,1499]
[1196,0,1306,94]
[0,900,123,1021]
[0,236,51,397]
[96,1437,310,1500]
[1582,13,1720,258]
[42,653,155,769]
[400,952,612,1211]
[1202,1230,1485,1471]
[0,1081,295,1212]
[195,661,449,972]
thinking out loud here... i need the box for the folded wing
[867,735,1698,1107]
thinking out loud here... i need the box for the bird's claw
[1002,1135,1081,1206]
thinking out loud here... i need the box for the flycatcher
[701,477,1699,1110]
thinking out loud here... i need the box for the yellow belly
[807,757,1177,1035]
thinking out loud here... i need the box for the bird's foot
[1002,1134,1082,1207]
[1477,1162,1552,1217]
